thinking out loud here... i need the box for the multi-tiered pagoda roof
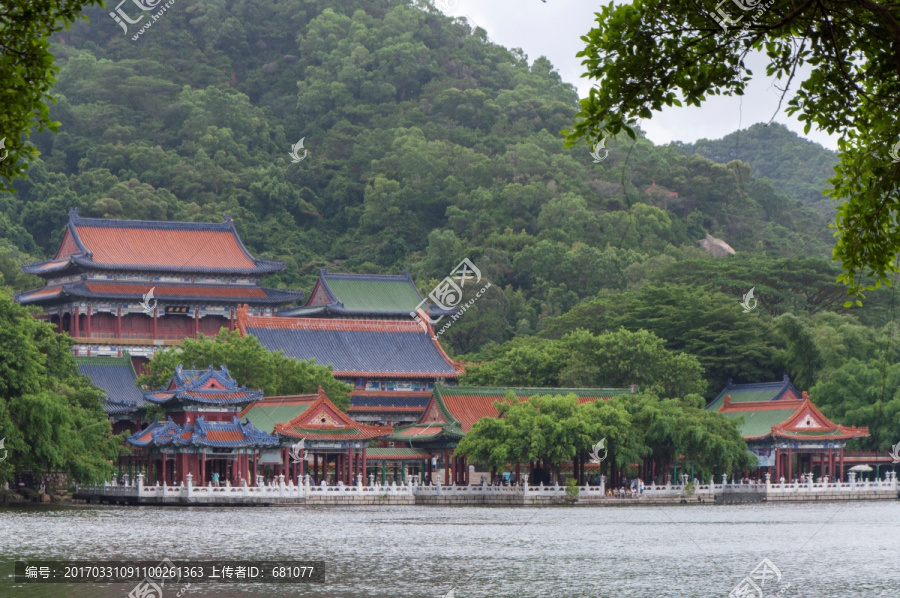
[145,365,264,408]
[126,365,276,451]
[16,210,302,363]
[17,209,302,306]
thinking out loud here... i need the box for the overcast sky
[434,0,837,150]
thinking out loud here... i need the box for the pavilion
[708,376,869,481]
[265,387,393,485]
[390,384,635,485]
[126,365,278,486]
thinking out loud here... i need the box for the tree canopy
[567,0,900,297]
[138,329,352,411]
[0,287,120,485]
[0,0,100,191]
[455,392,753,484]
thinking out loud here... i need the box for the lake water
[1,500,898,597]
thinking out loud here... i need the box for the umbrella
[849,465,873,472]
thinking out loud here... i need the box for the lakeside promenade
[74,471,899,506]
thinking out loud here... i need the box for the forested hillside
[1,0,896,449]
[672,123,839,205]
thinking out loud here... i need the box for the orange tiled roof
[206,430,244,442]
[74,224,256,270]
[432,386,630,433]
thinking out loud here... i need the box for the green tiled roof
[721,409,796,438]
[242,403,312,433]
[707,377,800,411]
[325,276,424,312]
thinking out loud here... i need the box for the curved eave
[333,370,460,379]
[67,254,286,276]
[144,394,263,406]
[16,283,302,306]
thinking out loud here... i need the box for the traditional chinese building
[278,268,456,321]
[16,209,303,371]
[263,386,392,485]
[75,353,149,435]
[236,306,462,425]
[708,376,869,481]
[390,384,635,485]
[126,365,278,486]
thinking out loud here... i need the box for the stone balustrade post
[849,471,856,490]
[764,472,771,491]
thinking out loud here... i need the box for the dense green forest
[672,123,839,206]
[0,0,897,453]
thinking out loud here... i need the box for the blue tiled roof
[76,356,149,416]
[146,365,264,405]
[127,416,278,449]
[247,326,459,377]
[16,280,301,306]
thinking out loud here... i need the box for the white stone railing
[74,472,899,502]
[76,473,415,500]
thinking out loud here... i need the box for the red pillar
[787,448,793,481]
[839,447,844,481]
[774,449,781,480]
[116,306,122,339]
[73,306,80,338]
[299,450,305,480]
[444,450,450,485]
[86,306,92,339]
[152,306,158,340]
[361,447,366,484]
[201,452,206,485]
[161,455,167,485]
